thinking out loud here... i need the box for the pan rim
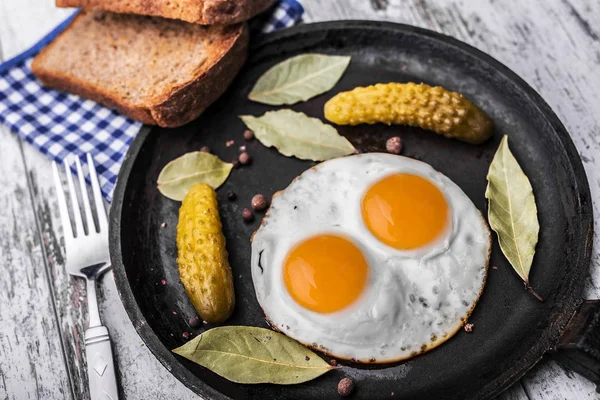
[109,20,593,400]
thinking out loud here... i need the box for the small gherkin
[176,183,235,323]
[324,82,494,144]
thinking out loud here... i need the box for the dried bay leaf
[157,152,232,201]
[485,136,542,298]
[248,54,351,105]
[172,326,333,384]
[240,110,356,161]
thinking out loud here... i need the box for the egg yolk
[283,234,368,313]
[362,173,449,250]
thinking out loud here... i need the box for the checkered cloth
[0,0,304,201]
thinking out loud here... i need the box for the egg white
[251,153,490,362]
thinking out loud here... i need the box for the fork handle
[85,326,119,400]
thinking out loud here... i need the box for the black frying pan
[109,21,598,399]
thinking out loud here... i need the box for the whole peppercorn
[337,378,354,397]
[188,316,201,328]
[386,136,403,154]
[200,146,210,153]
[182,332,191,340]
[242,208,254,223]
[239,152,251,165]
[227,191,237,201]
[251,194,268,211]
[243,129,255,141]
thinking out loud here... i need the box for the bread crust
[151,24,248,127]
[31,13,249,128]
[56,0,275,25]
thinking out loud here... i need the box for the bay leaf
[172,326,333,384]
[248,54,351,105]
[485,135,539,284]
[240,110,356,161]
[157,152,232,201]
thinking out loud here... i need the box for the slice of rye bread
[56,0,275,25]
[32,10,248,127]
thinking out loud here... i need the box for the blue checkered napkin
[0,0,304,201]
[262,0,304,32]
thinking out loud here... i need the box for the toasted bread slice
[56,0,275,25]
[32,10,248,127]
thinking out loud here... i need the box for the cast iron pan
[109,21,598,399]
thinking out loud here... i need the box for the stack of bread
[32,0,275,127]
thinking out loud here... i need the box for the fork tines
[52,153,108,239]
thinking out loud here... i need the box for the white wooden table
[0,0,598,399]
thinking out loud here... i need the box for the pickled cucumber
[176,183,235,323]
[324,82,493,144]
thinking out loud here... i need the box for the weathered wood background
[0,0,598,399]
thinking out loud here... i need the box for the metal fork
[52,153,119,400]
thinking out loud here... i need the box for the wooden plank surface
[0,131,72,398]
[0,17,75,398]
[1,0,599,399]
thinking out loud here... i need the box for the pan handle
[553,300,600,392]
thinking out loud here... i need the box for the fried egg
[251,153,490,363]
